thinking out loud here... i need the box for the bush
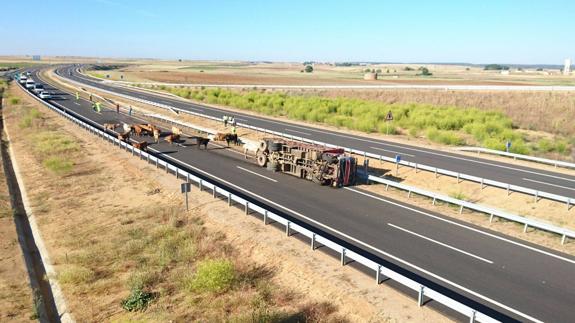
[186,259,235,293]
[304,65,313,73]
[121,288,155,312]
[43,156,73,174]
[9,97,20,105]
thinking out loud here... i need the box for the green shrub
[43,156,73,174]
[121,288,155,312]
[185,259,235,293]
[9,97,20,105]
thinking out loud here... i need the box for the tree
[304,65,313,73]
[418,67,432,76]
[404,66,414,71]
[376,69,382,73]
[484,64,509,71]
[364,68,371,73]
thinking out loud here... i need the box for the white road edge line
[369,146,415,157]
[285,128,312,136]
[145,150,543,323]
[388,223,493,264]
[522,178,575,192]
[236,166,277,182]
[345,187,575,265]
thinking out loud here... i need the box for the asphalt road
[56,66,575,202]
[31,70,575,322]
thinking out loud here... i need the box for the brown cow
[103,123,119,131]
[196,136,210,150]
[118,131,130,142]
[133,141,148,151]
[165,133,180,145]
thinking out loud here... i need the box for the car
[26,72,31,76]
[33,84,45,93]
[25,79,35,89]
[19,75,28,84]
[39,91,52,99]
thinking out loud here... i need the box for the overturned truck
[255,138,357,187]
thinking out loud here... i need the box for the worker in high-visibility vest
[231,126,237,135]
[75,92,79,100]
[95,102,101,113]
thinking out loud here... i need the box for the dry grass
[3,83,350,322]
[0,85,35,321]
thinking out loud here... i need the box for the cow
[171,126,182,136]
[118,131,130,142]
[165,133,180,145]
[195,136,210,150]
[103,123,119,131]
[153,129,161,144]
[224,133,239,146]
[133,141,148,151]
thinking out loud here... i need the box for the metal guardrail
[456,147,575,170]
[21,79,499,323]
[55,72,575,208]
[368,175,575,245]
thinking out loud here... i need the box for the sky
[1,0,574,64]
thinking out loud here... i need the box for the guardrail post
[310,233,316,250]
[227,193,232,206]
[213,187,217,198]
[534,191,539,202]
[341,248,346,266]
[376,265,382,284]
[480,178,484,189]
[459,205,464,214]
[415,163,418,173]
[489,213,494,223]
[199,179,203,191]
[432,197,436,206]
[407,190,411,198]
[418,285,424,306]
[245,202,249,215]
[456,173,460,183]
[165,162,169,173]
[385,184,389,191]
[523,224,529,233]
[568,199,571,210]
[286,222,290,236]
[155,158,158,168]
[561,234,567,245]
[434,168,438,178]
[507,184,510,196]
[469,310,476,323]
[263,210,268,225]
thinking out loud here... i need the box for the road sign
[181,182,191,193]
[181,182,191,211]
[506,141,511,152]
[385,111,394,121]
[395,155,401,163]
[395,154,401,176]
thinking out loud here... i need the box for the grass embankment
[0,80,35,320]
[146,86,572,157]
[4,84,346,321]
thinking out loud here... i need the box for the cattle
[171,126,182,136]
[118,131,130,142]
[123,123,132,133]
[194,136,210,150]
[153,129,161,144]
[224,134,239,147]
[103,123,119,131]
[132,141,148,151]
[165,133,180,145]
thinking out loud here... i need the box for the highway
[28,68,575,322]
[57,66,575,202]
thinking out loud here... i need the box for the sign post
[506,141,511,153]
[181,182,191,211]
[385,110,394,135]
[395,154,401,176]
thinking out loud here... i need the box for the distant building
[564,58,571,75]
[363,72,378,80]
[32,55,41,61]
[500,70,510,75]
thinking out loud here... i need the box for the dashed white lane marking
[146,151,544,323]
[285,128,311,136]
[236,166,277,182]
[388,223,494,264]
[522,178,575,192]
[345,187,575,265]
[369,146,415,157]
[73,102,81,106]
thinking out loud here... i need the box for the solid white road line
[145,151,543,323]
[370,146,415,157]
[189,107,204,112]
[285,128,311,136]
[522,178,575,192]
[345,187,575,265]
[237,166,277,182]
[388,223,494,264]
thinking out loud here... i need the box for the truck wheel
[256,153,268,167]
[258,140,268,152]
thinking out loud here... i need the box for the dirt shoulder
[0,94,35,322]
[10,81,450,320]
